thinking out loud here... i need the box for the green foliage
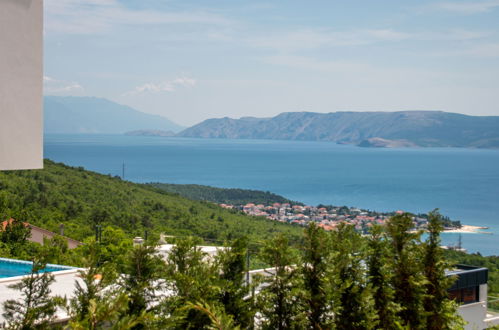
[149,183,300,206]
[0,160,302,250]
[330,223,377,330]
[164,237,221,329]
[0,218,31,256]
[216,237,253,327]
[256,234,304,330]
[386,213,427,329]
[2,259,60,330]
[182,301,240,330]
[366,225,402,329]
[423,210,464,330]
[119,244,165,322]
[299,222,333,329]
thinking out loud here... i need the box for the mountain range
[44,96,183,134]
[178,111,499,148]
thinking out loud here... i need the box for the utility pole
[122,161,125,180]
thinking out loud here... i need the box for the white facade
[458,284,499,330]
[0,0,43,170]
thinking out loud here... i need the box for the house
[1,219,83,249]
[448,265,499,329]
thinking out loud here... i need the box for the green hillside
[148,183,301,205]
[0,160,301,244]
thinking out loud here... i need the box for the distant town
[220,202,462,233]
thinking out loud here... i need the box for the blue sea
[44,134,499,256]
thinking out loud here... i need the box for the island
[124,129,175,137]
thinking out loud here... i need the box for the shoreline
[443,225,491,234]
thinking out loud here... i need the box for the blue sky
[44,0,499,126]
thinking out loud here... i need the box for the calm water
[44,134,499,256]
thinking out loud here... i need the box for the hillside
[44,96,184,134]
[0,160,301,243]
[148,183,301,205]
[178,111,499,148]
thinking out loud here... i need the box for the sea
[44,134,499,256]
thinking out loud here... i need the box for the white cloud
[124,77,197,96]
[44,76,84,94]
[432,0,499,14]
[44,0,232,35]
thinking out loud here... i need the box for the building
[1,219,83,249]
[448,265,499,329]
[0,0,44,170]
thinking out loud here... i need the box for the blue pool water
[44,134,499,256]
[0,258,73,278]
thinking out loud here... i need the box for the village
[220,202,435,233]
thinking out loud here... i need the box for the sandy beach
[443,225,491,234]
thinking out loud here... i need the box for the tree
[217,237,253,327]
[385,213,427,329]
[183,301,240,330]
[330,223,377,330]
[164,237,220,329]
[423,210,464,329]
[366,225,401,329]
[256,234,304,330]
[299,223,333,329]
[2,259,60,329]
[0,218,31,256]
[119,244,165,328]
[65,242,140,329]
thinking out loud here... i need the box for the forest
[0,160,302,246]
[148,183,299,206]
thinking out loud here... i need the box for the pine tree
[165,237,220,329]
[385,213,427,329]
[300,222,333,329]
[423,210,464,329]
[120,244,165,328]
[217,237,253,328]
[366,225,402,329]
[2,259,59,330]
[330,223,377,330]
[65,242,140,329]
[257,234,304,330]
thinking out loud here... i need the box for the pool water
[0,258,74,278]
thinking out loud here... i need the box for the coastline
[443,225,491,234]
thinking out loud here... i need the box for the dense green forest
[148,183,300,205]
[0,160,302,245]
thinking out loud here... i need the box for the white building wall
[0,0,43,170]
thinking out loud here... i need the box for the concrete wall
[0,0,43,170]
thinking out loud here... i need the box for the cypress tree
[423,210,464,329]
[330,223,376,330]
[217,237,253,328]
[366,225,402,329]
[300,222,333,329]
[257,233,304,330]
[120,244,165,328]
[385,213,426,329]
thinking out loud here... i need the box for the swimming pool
[0,258,74,278]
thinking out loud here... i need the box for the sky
[43,0,499,126]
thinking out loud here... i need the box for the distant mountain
[178,111,499,148]
[44,96,184,134]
